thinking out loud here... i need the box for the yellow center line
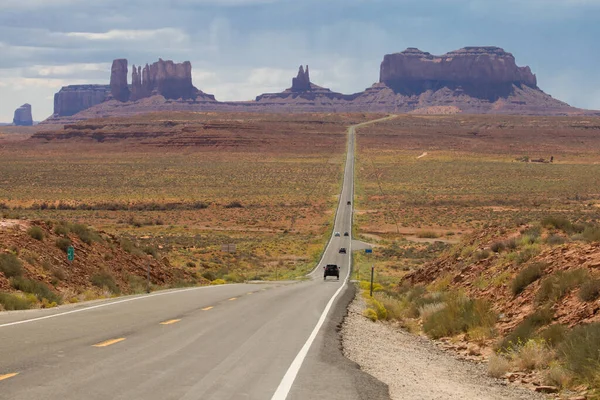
[247,292,254,295]
[93,338,126,348]
[229,297,237,301]
[0,373,19,382]
[160,319,181,325]
[202,306,213,311]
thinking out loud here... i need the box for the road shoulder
[341,289,545,400]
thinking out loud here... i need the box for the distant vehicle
[324,264,339,280]
[347,201,351,205]
[344,232,349,237]
[334,232,341,237]
[339,247,347,254]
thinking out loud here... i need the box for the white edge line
[0,284,242,329]
[271,125,355,400]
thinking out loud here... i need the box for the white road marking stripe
[0,284,242,329]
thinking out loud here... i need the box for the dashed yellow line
[202,306,213,311]
[0,373,18,382]
[229,297,237,301]
[247,292,254,295]
[160,319,181,325]
[93,338,126,348]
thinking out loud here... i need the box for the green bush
[579,279,600,302]
[90,271,120,294]
[498,308,554,351]
[538,324,567,347]
[55,238,72,253]
[120,239,144,256]
[559,323,600,385]
[423,293,496,339]
[0,253,24,278]
[417,231,439,239]
[11,277,62,304]
[27,226,45,241]
[545,235,566,246]
[511,263,545,295]
[0,292,34,310]
[142,246,158,258]
[366,297,388,321]
[536,269,590,304]
[491,241,505,253]
[70,224,101,245]
[541,216,575,233]
[582,225,600,243]
[515,245,540,264]
[54,223,70,236]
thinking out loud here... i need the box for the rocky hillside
[0,219,203,310]
[403,219,600,336]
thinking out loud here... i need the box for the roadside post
[221,243,236,276]
[67,246,75,263]
[365,248,373,296]
[147,262,151,293]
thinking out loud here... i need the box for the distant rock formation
[291,65,311,92]
[110,59,130,102]
[130,59,198,101]
[43,47,596,122]
[379,47,538,101]
[13,104,33,126]
[255,65,356,105]
[53,85,111,117]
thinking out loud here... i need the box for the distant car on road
[334,232,341,237]
[339,247,347,254]
[344,232,349,237]
[324,264,339,280]
[347,201,351,205]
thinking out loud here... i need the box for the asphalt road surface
[0,119,392,400]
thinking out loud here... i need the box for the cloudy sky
[1,0,599,121]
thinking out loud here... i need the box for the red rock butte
[45,47,599,123]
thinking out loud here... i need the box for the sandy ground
[341,293,544,400]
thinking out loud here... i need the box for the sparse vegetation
[0,253,24,278]
[579,279,600,302]
[559,323,600,386]
[536,269,590,305]
[90,271,120,294]
[422,292,496,339]
[10,277,62,305]
[27,226,45,241]
[0,292,34,310]
[511,262,545,295]
[498,308,554,351]
[55,238,72,253]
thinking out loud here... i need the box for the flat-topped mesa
[53,85,111,117]
[130,59,198,101]
[379,46,538,100]
[291,65,311,92]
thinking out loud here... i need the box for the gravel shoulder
[341,290,545,400]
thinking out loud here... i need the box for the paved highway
[0,119,391,400]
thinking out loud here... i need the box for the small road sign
[67,246,75,262]
[365,248,373,254]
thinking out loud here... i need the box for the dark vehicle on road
[339,247,347,254]
[347,201,351,205]
[324,264,339,280]
[334,232,341,237]
[344,232,349,237]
